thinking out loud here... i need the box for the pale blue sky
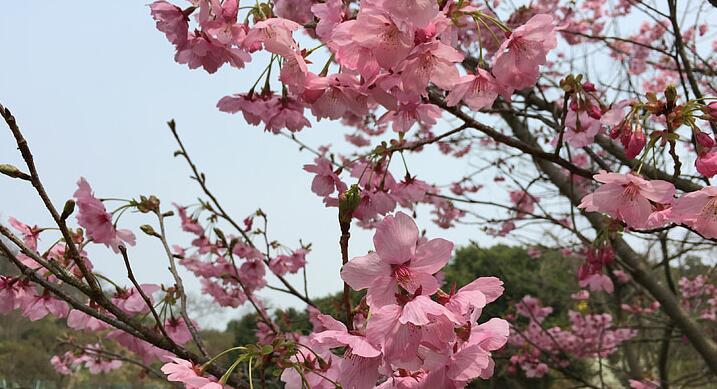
[1,2,504,326]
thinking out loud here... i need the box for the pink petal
[341,253,390,291]
[411,238,453,274]
[373,212,418,264]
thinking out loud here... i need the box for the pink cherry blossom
[563,109,602,148]
[696,150,717,178]
[264,96,311,133]
[341,212,453,308]
[671,186,717,238]
[492,14,557,93]
[149,1,189,48]
[244,18,301,56]
[311,0,343,40]
[302,74,368,120]
[112,284,161,315]
[440,276,504,320]
[385,0,439,30]
[165,317,193,344]
[161,357,213,388]
[74,177,136,253]
[175,32,251,74]
[8,217,41,250]
[580,171,675,228]
[445,69,500,111]
[50,353,73,375]
[378,101,442,133]
[22,292,69,321]
[269,248,308,276]
[67,308,110,331]
[350,11,414,70]
[397,41,463,95]
[274,0,314,25]
[303,157,347,197]
[216,93,268,125]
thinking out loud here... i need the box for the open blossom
[161,357,213,388]
[350,11,414,70]
[671,186,717,238]
[244,18,301,56]
[311,0,343,40]
[302,74,368,120]
[112,284,161,315]
[579,171,675,228]
[67,308,110,331]
[564,110,602,148]
[439,276,504,320]
[274,0,314,25]
[269,248,308,276]
[492,14,557,93]
[341,212,453,308]
[445,69,500,110]
[264,96,311,133]
[303,157,347,197]
[175,32,251,74]
[420,318,510,386]
[22,292,69,321]
[509,190,539,218]
[378,101,441,133]
[8,217,41,250]
[397,41,463,95]
[149,1,189,48]
[281,336,341,389]
[74,177,136,253]
[384,0,439,30]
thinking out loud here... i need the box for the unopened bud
[696,131,716,148]
[140,224,159,237]
[582,82,596,92]
[665,84,678,107]
[338,185,361,223]
[0,163,29,180]
[703,102,717,120]
[137,195,161,213]
[60,199,75,221]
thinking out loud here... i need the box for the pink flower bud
[704,102,717,120]
[587,105,602,120]
[696,150,717,178]
[569,100,579,111]
[625,127,646,159]
[582,82,596,92]
[696,131,716,148]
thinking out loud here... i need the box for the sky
[0,2,505,328]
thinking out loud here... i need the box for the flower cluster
[509,296,636,378]
[276,212,509,388]
[580,170,717,239]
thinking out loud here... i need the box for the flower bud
[0,163,29,180]
[140,224,159,237]
[60,199,76,221]
[582,82,596,92]
[587,104,602,120]
[625,127,646,159]
[137,195,161,213]
[696,151,717,178]
[665,84,678,108]
[338,184,361,223]
[703,102,717,120]
[696,131,716,148]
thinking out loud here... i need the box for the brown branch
[499,104,717,376]
[118,245,175,346]
[168,120,315,308]
[155,212,209,357]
